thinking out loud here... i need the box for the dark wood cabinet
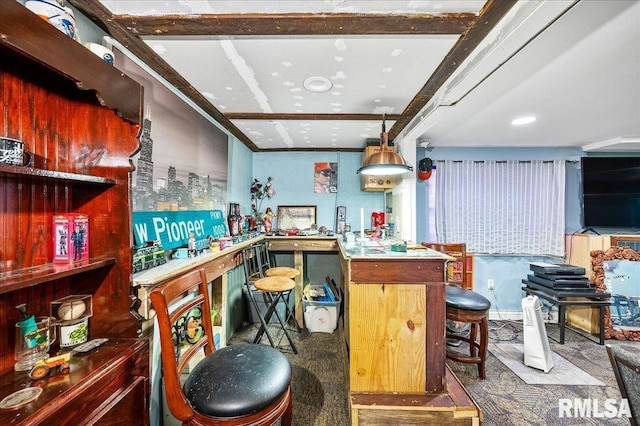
[0,2,148,423]
[0,339,149,425]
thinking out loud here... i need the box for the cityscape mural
[114,48,229,213]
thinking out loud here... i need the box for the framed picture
[277,205,317,230]
[314,162,338,193]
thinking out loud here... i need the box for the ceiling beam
[68,0,514,152]
[225,113,401,121]
[114,13,477,36]
[69,0,260,151]
[389,0,518,140]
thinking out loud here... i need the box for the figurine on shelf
[70,223,84,261]
[188,232,197,258]
[263,207,275,233]
[53,214,89,263]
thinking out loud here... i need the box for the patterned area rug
[449,321,638,426]
[489,343,605,386]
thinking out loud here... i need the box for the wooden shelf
[0,258,116,295]
[0,338,149,425]
[0,3,146,419]
[0,164,116,184]
[0,2,142,124]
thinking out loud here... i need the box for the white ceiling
[410,0,640,151]
[78,0,640,152]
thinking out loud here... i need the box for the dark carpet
[230,320,638,426]
[229,322,351,426]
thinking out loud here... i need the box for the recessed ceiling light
[511,116,537,126]
[303,76,333,93]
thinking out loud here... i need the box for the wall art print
[314,162,338,193]
[114,48,229,214]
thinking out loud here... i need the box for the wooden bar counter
[266,236,339,324]
[338,239,482,425]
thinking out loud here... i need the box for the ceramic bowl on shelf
[83,42,115,66]
[25,0,77,39]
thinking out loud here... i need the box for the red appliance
[371,212,385,229]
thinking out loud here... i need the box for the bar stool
[266,266,300,279]
[265,267,299,322]
[445,285,491,379]
[257,242,301,329]
[254,275,298,354]
[421,242,469,288]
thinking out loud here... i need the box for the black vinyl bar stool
[445,285,491,379]
[149,267,293,425]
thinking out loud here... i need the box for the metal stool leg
[254,291,298,353]
[248,288,276,348]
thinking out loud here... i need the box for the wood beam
[114,13,477,36]
[389,0,519,140]
[224,113,402,121]
[68,0,514,152]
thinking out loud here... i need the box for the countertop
[338,237,454,260]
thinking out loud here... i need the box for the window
[434,160,565,256]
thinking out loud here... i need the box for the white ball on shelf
[57,300,86,321]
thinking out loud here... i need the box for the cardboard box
[304,283,341,333]
[53,214,89,263]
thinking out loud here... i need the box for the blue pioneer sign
[133,210,226,250]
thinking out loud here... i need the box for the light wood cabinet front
[349,283,427,393]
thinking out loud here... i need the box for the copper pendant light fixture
[357,115,413,176]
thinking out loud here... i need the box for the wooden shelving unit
[0,2,149,423]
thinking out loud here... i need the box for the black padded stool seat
[184,343,292,418]
[446,285,491,311]
[445,285,491,379]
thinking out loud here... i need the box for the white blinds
[435,160,566,256]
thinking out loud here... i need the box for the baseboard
[489,310,558,323]
[489,311,522,321]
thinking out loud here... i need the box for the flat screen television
[581,157,640,228]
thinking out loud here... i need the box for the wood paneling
[0,3,143,379]
[350,258,445,284]
[349,283,427,393]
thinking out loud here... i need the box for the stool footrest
[447,352,483,364]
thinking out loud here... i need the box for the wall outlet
[487,279,494,290]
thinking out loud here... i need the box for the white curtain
[435,160,566,256]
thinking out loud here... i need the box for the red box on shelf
[53,214,89,263]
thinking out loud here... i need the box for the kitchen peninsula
[338,239,482,425]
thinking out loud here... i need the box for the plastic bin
[303,283,341,333]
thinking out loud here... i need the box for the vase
[253,214,264,232]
